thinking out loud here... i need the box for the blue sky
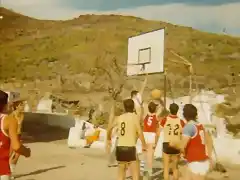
[2,0,240,36]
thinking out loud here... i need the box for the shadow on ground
[16,166,65,178]
[126,167,163,180]
[22,121,69,143]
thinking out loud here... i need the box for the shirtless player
[142,102,160,177]
[107,99,147,180]
[0,90,30,180]
[157,103,185,180]
[171,104,213,180]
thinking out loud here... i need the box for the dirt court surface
[15,140,240,180]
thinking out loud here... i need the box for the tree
[89,51,125,100]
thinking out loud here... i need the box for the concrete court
[14,140,240,180]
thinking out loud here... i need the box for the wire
[166,75,175,103]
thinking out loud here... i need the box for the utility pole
[0,0,3,20]
[163,69,167,109]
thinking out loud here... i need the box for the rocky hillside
[1,7,240,127]
[1,8,240,81]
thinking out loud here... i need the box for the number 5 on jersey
[147,116,153,126]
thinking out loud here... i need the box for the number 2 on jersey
[120,122,126,136]
[166,124,179,135]
[147,116,153,126]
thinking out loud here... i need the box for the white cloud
[2,0,240,36]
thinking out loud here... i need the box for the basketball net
[140,64,146,74]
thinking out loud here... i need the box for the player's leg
[118,163,127,180]
[162,143,171,180]
[146,143,154,175]
[128,147,139,180]
[171,154,180,180]
[183,167,193,180]
[129,161,139,180]
[143,132,155,175]
[116,146,137,180]
[163,152,170,180]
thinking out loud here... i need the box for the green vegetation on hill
[0,7,240,87]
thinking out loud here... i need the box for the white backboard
[127,28,165,76]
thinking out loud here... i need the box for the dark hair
[0,104,6,113]
[131,90,138,98]
[0,90,8,113]
[123,99,135,113]
[169,103,179,115]
[148,102,157,113]
[183,104,197,121]
[12,101,23,111]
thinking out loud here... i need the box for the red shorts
[0,159,11,176]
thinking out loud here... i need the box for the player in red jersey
[143,102,160,177]
[157,103,185,180]
[170,104,213,180]
[0,90,31,180]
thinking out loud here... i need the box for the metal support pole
[163,70,167,109]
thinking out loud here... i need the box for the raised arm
[135,103,143,121]
[139,74,148,96]
[156,104,164,117]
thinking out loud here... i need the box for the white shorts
[187,160,210,176]
[143,132,156,144]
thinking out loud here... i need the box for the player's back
[117,113,138,147]
[185,123,208,162]
[143,114,158,133]
[163,115,184,143]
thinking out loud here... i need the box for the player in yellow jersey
[107,99,147,180]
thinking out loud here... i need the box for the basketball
[151,89,162,99]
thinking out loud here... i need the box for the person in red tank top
[142,102,159,177]
[0,90,31,180]
[170,104,213,180]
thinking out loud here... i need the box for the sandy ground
[14,140,240,180]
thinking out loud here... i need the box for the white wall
[24,112,76,129]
